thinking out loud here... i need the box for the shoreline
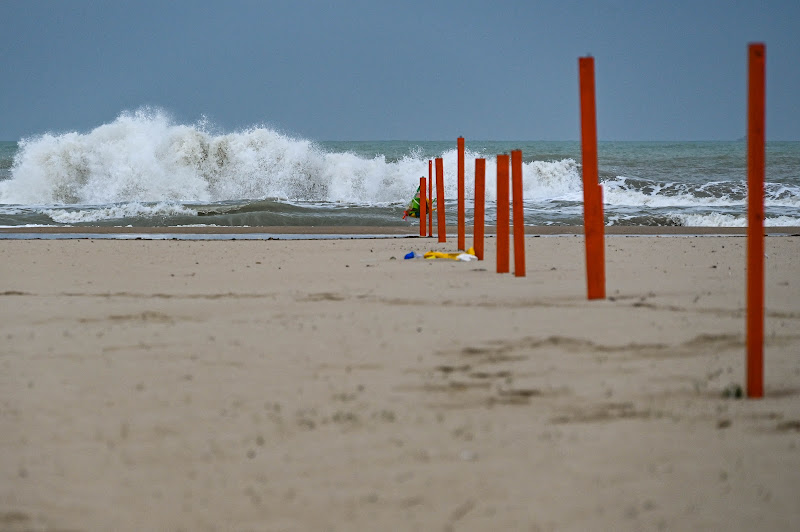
[1,225,798,236]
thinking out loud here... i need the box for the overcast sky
[2,0,798,141]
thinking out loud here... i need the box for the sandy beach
[1,231,799,531]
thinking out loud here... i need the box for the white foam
[0,108,582,206]
[41,202,196,224]
[602,176,800,209]
[433,150,582,202]
[669,212,800,227]
[0,224,56,228]
[3,109,797,220]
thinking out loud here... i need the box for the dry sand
[1,232,799,531]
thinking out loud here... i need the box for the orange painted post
[458,137,465,250]
[747,43,766,399]
[511,150,526,277]
[428,160,433,237]
[579,56,606,299]
[435,157,446,242]
[419,177,427,237]
[474,158,486,260]
[496,154,510,273]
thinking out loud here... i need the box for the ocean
[1,109,799,229]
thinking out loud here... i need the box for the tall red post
[474,158,486,260]
[458,137,465,250]
[496,154,510,273]
[511,150,526,277]
[428,160,433,237]
[747,43,766,399]
[419,177,427,237]
[579,56,606,300]
[435,157,446,243]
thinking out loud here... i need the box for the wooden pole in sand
[511,150,526,277]
[579,56,606,300]
[746,43,766,399]
[435,157,446,242]
[428,160,433,237]
[474,158,486,260]
[419,177,427,237]
[497,154,510,273]
[458,137,465,250]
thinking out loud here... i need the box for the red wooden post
[419,177,427,237]
[747,43,766,399]
[579,56,606,299]
[458,137,465,250]
[511,150,525,277]
[496,154,510,273]
[436,157,446,243]
[474,158,486,260]
[428,159,433,237]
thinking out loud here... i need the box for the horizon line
[2,138,800,144]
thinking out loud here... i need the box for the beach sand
[1,232,799,531]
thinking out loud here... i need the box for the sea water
[1,108,798,228]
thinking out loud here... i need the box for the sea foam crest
[0,109,582,206]
[42,202,197,224]
[603,176,800,208]
[669,212,800,227]
[430,152,582,201]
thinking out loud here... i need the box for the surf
[0,108,583,207]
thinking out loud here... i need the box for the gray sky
[2,0,798,141]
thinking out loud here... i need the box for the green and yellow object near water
[402,185,434,219]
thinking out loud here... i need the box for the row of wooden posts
[417,148,529,276]
[414,46,767,399]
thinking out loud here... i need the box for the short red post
[474,158,486,260]
[458,137,465,250]
[436,157,446,243]
[428,160,433,237]
[747,43,766,399]
[419,177,427,237]
[511,150,526,277]
[497,154,510,273]
[579,56,606,299]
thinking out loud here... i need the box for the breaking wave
[0,108,581,206]
[1,109,797,228]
